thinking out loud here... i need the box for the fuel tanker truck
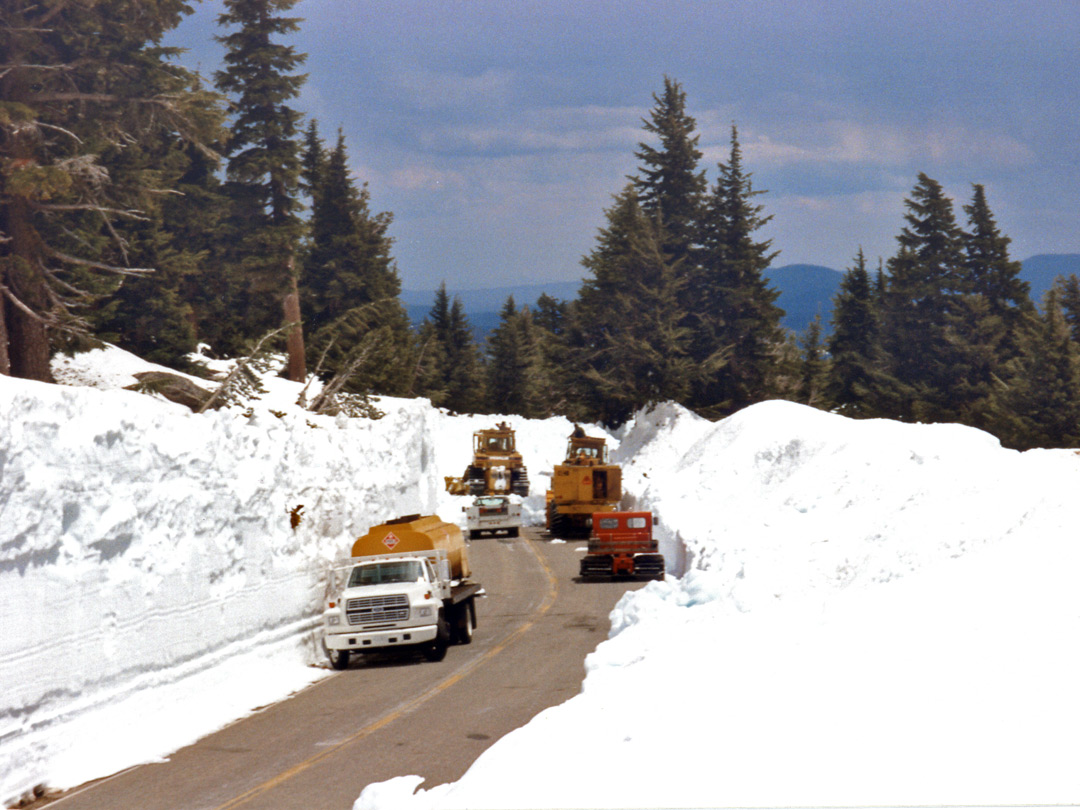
[321,514,482,669]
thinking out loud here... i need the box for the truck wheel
[423,613,450,661]
[454,601,474,645]
[327,648,350,670]
[507,527,519,538]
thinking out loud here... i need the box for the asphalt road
[45,527,647,810]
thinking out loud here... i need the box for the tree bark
[283,257,306,383]
[1,20,54,382]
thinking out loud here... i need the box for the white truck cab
[463,495,522,539]
[322,549,477,668]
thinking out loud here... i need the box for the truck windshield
[348,560,423,586]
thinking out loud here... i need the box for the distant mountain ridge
[403,254,1080,340]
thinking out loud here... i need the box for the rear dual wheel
[454,601,475,645]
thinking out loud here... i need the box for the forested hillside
[4,4,1080,450]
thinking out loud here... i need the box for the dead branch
[47,247,152,275]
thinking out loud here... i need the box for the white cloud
[727,120,1036,170]
[393,67,517,110]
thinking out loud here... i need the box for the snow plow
[321,514,482,668]
[445,422,530,497]
[545,425,621,537]
[579,511,665,580]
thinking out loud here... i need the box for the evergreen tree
[299,119,325,204]
[215,0,307,380]
[571,188,692,424]
[998,289,1080,449]
[880,173,967,421]
[90,106,231,369]
[632,76,707,263]
[689,126,784,417]
[530,293,573,417]
[1053,274,1080,344]
[825,249,896,417]
[1,1,220,380]
[444,296,484,413]
[299,129,413,395]
[485,296,531,416]
[798,316,826,407]
[412,283,453,404]
[961,184,1032,339]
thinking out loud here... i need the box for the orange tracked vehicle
[579,511,665,580]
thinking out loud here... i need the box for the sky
[166,0,1080,292]
[3,347,1077,806]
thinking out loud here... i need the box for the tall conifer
[1,1,219,379]
[632,76,706,263]
[880,173,967,421]
[690,126,783,417]
[215,0,307,379]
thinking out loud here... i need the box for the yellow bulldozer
[545,425,621,537]
[444,422,530,497]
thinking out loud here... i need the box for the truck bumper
[324,624,438,651]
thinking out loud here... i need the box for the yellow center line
[213,531,558,810]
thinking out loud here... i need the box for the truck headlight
[417,606,433,618]
[327,615,341,626]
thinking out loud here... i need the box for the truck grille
[346,595,409,626]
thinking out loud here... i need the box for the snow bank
[358,401,1080,809]
[0,347,611,803]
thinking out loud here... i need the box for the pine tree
[485,296,531,416]
[798,316,827,407]
[215,0,308,380]
[530,293,573,417]
[299,129,414,395]
[89,110,230,369]
[825,249,897,417]
[1,1,220,380]
[444,297,484,413]
[571,188,692,424]
[961,184,1032,338]
[1053,274,1080,344]
[880,173,967,421]
[632,76,706,263]
[998,289,1080,449]
[690,126,784,417]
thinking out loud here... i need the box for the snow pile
[0,346,606,803]
[357,401,1080,809]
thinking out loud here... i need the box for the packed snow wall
[0,377,442,799]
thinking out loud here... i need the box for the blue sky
[168,0,1080,292]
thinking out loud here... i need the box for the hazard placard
[382,531,400,550]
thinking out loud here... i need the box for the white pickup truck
[464,495,521,538]
[322,516,481,669]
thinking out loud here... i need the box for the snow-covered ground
[1,347,598,804]
[3,346,1078,807]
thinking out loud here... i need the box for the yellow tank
[351,514,470,579]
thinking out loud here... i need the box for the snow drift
[3,346,1079,808]
[0,348,596,803]
[358,401,1080,808]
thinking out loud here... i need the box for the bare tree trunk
[0,296,10,377]
[4,184,54,382]
[1,24,53,382]
[283,257,306,383]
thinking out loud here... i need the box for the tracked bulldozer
[545,425,621,537]
[445,422,530,497]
